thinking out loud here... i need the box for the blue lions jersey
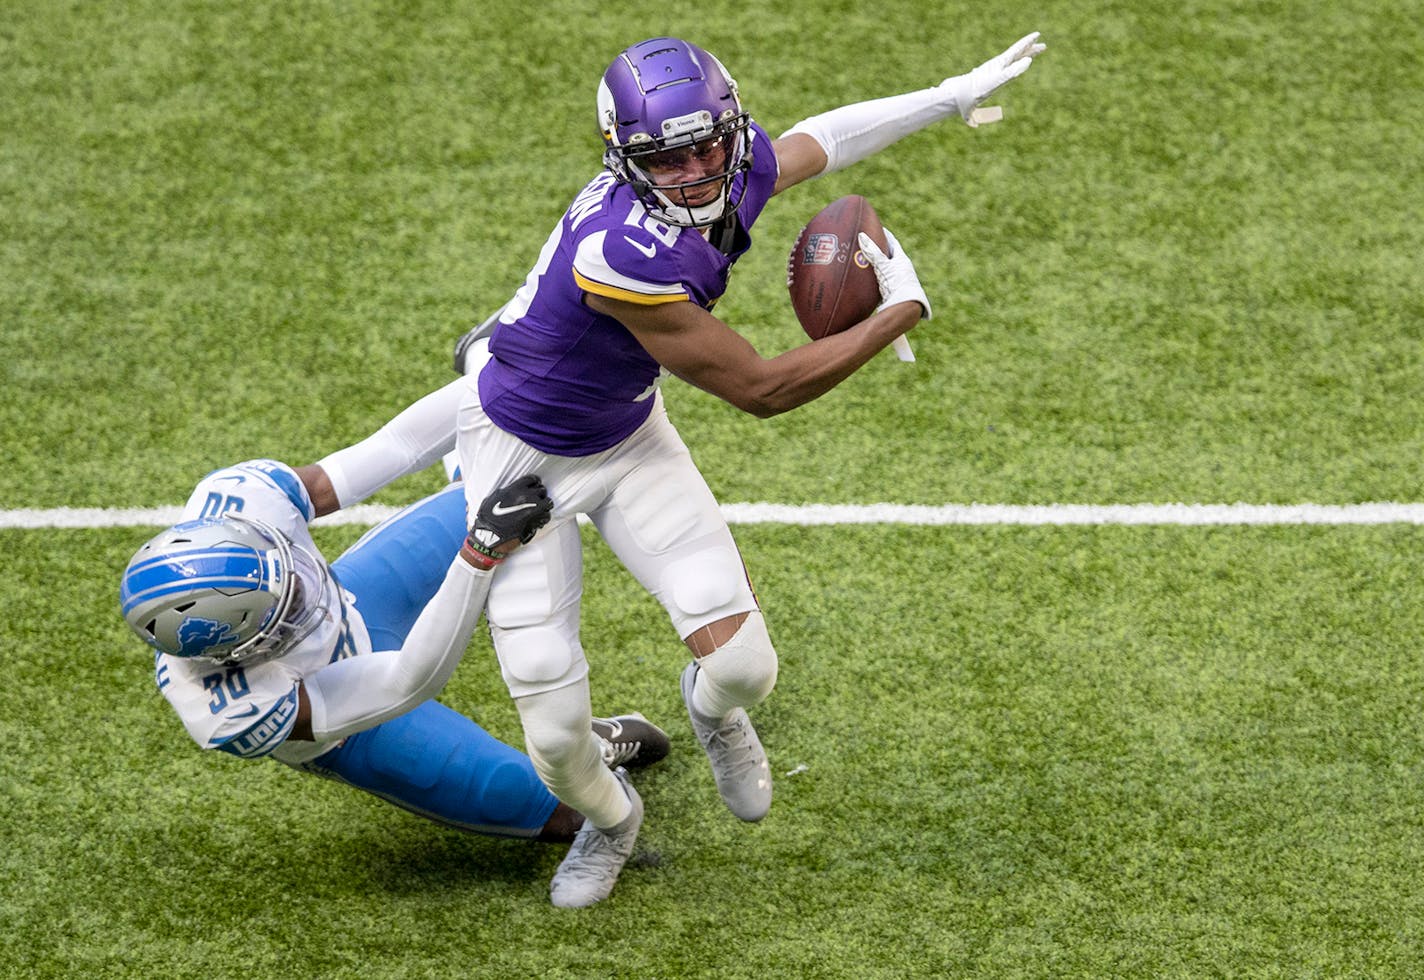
[479,121,779,455]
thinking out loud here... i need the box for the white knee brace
[690,610,778,721]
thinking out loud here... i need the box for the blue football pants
[309,482,559,837]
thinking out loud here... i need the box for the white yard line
[4,502,1424,529]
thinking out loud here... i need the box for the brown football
[786,195,887,340]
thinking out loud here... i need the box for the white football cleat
[681,662,772,822]
[549,769,643,908]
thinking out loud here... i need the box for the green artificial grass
[4,0,1422,509]
[4,0,1423,976]
[5,526,1424,977]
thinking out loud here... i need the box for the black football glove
[462,475,553,568]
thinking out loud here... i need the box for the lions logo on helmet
[597,37,752,228]
[119,515,334,667]
[175,617,243,658]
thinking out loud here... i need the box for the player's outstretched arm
[287,476,553,741]
[588,229,929,418]
[294,377,469,517]
[771,31,1046,193]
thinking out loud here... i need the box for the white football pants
[456,375,772,828]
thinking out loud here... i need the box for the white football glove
[857,230,931,320]
[939,32,1046,126]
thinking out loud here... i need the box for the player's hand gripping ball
[786,195,888,340]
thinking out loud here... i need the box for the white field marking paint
[4,502,1424,529]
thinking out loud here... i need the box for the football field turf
[3,1,1423,977]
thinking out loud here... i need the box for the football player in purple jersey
[450,34,1046,906]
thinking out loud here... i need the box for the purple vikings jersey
[480,122,779,455]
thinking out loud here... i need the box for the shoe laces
[599,736,644,768]
[701,713,764,779]
[560,823,635,880]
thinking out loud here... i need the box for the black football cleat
[453,304,507,373]
[592,713,671,770]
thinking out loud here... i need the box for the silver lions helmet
[119,515,335,667]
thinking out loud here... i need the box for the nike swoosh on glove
[463,475,554,568]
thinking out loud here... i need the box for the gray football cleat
[549,769,643,908]
[680,662,772,822]
[592,713,670,770]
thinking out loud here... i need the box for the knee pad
[491,624,588,699]
[486,522,588,699]
[692,610,778,718]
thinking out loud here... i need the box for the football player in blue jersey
[120,371,669,848]
[450,34,1046,906]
